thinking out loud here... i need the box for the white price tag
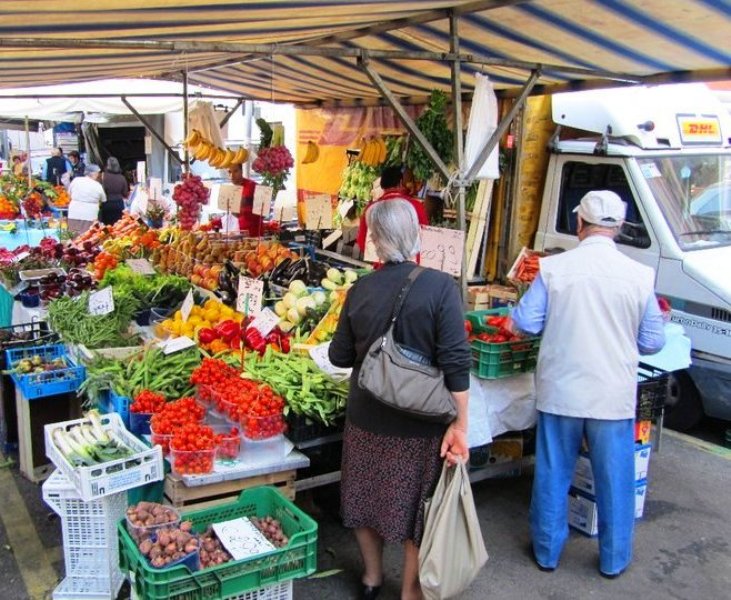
[309,342,352,382]
[212,518,275,561]
[237,276,264,316]
[126,258,156,275]
[322,229,342,249]
[218,184,243,212]
[180,289,194,323]
[363,230,378,263]
[249,307,279,338]
[252,185,273,217]
[338,199,355,219]
[305,194,333,230]
[419,225,465,277]
[88,287,115,316]
[13,251,30,262]
[162,336,196,354]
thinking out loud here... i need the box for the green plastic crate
[119,486,317,600]
[466,308,540,379]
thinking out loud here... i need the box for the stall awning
[0,1,728,105]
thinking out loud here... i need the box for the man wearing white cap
[512,190,666,578]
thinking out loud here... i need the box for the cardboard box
[572,443,651,495]
[569,481,648,537]
[487,284,519,309]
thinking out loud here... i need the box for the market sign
[676,115,722,145]
[419,226,465,277]
[237,275,263,316]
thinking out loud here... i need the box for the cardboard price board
[305,193,333,230]
[237,275,264,316]
[252,185,273,217]
[419,226,465,277]
[249,307,279,337]
[217,184,243,212]
[88,286,115,316]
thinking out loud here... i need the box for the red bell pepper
[197,328,219,345]
[215,320,240,343]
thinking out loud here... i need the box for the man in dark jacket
[42,147,71,185]
[68,150,85,180]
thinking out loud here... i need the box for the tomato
[464,320,473,334]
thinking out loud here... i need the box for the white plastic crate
[45,412,164,501]
[42,470,126,600]
[129,580,293,600]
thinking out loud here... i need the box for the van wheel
[664,371,703,431]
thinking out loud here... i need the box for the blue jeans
[530,411,635,575]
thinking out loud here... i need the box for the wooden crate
[15,389,82,483]
[467,285,491,311]
[164,469,297,510]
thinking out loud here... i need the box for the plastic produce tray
[45,413,164,502]
[636,363,668,421]
[118,486,317,600]
[6,343,85,399]
[466,309,540,379]
[99,390,131,429]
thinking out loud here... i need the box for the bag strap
[389,265,424,326]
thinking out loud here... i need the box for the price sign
[338,199,355,220]
[322,229,342,249]
[13,251,30,262]
[213,518,275,561]
[180,289,194,323]
[88,286,115,316]
[249,307,279,338]
[305,194,333,230]
[126,258,156,275]
[363,230,378,263]
[162,335,196,355]
[309,342,352,382]
[237,275,264,316]
[218,184,242,212]
[252,185,273,217]
[419,226,465,277]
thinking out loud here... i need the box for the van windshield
[638,154,731,250]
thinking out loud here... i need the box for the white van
[531,84,731,429]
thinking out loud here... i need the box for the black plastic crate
[636,363,668,421]
[286,413,345,445]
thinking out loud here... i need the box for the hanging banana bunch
[356,135,387,168]
[183,129,249,168]
[301,140,320,164]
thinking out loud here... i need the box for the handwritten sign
[180,289,194,323]
[305,194,333,230]
[88,286,115,316]
[237,276,264,316]
[249,307,279,338]
[363,230,378,263]
[322,229,342,249]
[162,336,196,355]
[419,226,465,277]
[218,184,242,212]
[252,185,273,217]
[213,517,275,561]
[126,258,156,276]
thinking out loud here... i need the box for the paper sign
[249,307,279,338]
[218,184,242,212]
[126,258,156,275]
[322,229,342,249]
[180,289,194,322]
[237,276,264,316]
[252,185,273,217]
[419,226,465,277]
[136,161,146,187]
[212,517,275,561]
[162,336,196,354]
[305,194,333,230]
[363,230,378,262]
[13,251,30,262]
[338,199,355,219]
[309,342,352,382]
[88,286,115,316]
[149,177,162,200]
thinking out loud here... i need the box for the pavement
[0,428,728,600]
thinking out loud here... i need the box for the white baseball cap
[573,190,626,227]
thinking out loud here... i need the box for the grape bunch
[252,146,294,192]
[172,174,210,230]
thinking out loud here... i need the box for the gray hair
[366,199,421,263]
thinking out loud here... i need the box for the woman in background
[100,156,129,225]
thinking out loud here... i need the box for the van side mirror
[616,221,651,249]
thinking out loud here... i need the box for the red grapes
[172,174,210,230]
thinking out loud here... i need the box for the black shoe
[599,568,626,580]
[361,583,382,599]
[526,543,556,572]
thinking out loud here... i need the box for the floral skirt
[340,421,443,546]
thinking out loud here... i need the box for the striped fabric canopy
[0,1,728,105]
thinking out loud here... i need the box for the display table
[0,222,60,251]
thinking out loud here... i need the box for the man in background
[511,190,666,579]
[42,147,71,185]
[67,150,85,180]
[228,162,263,236]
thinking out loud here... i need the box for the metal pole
[24,116,32,189]
[465,69,540,182]
[182,70,189,174]
[449,12,468,301]
[359,55,451,181]
[120,97,182,165]
[219,98,245,128]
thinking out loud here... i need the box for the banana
[219,149,236,169]
[365,139,377,166]
[376,137,387,165]
[209,147,226,168]
[194,141,213,161]
[302,140,320,164]
[360,139,373,166]
[232,146,249,164]
[183,129,202,147]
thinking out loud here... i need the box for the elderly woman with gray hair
[329,199,471,600]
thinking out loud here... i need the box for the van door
[534,155,661,270]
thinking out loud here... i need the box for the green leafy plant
[405,90,454,185]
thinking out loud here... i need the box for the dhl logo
[677,116,722,143]
[682,121,719,136]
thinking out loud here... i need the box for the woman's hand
[440,423,469,466]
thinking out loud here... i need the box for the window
[556,161,650,248]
